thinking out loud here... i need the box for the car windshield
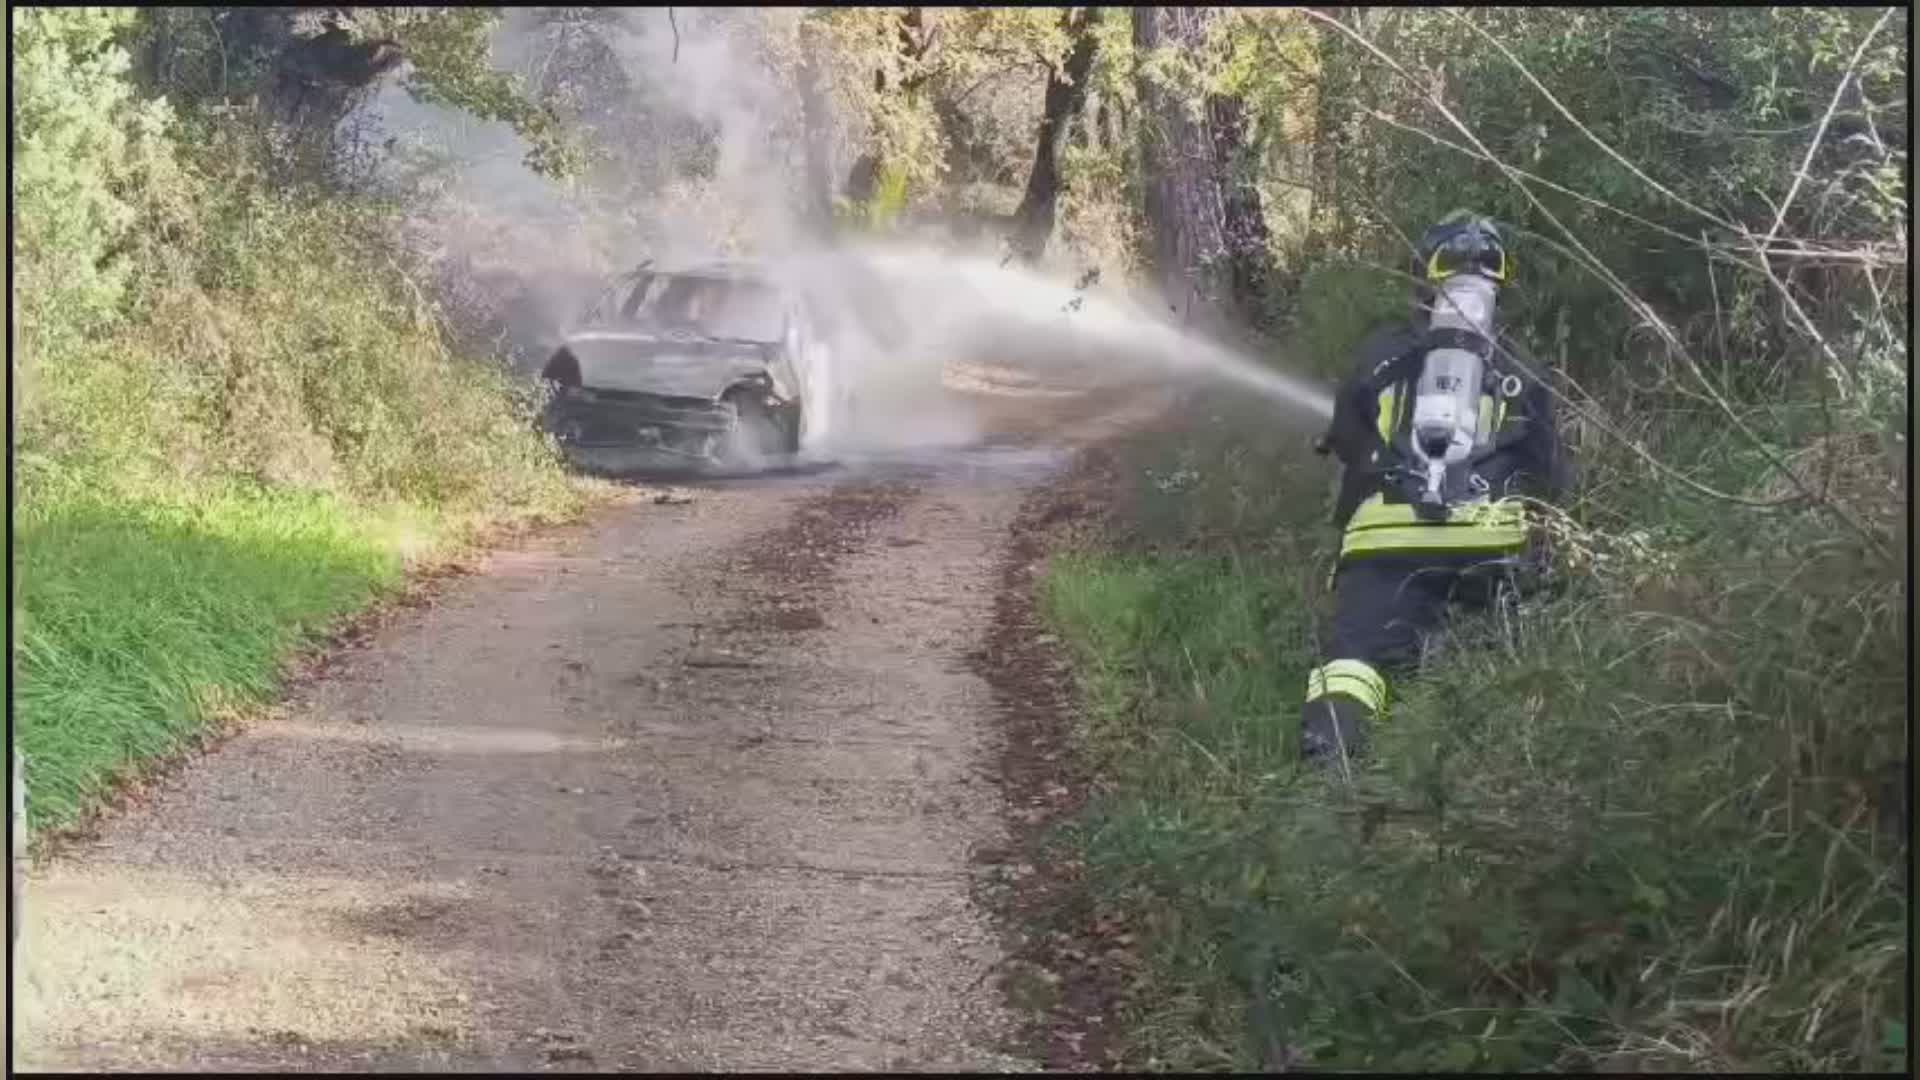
[623,274,785,342]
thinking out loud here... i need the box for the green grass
[10,101,588,837]
[11,485,451,832]
[1037,388,1907,1072]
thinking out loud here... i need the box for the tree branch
[1758,8,1895,251]
[1304,10,1894,561]
[1450,8,1887,382]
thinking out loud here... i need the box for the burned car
[541,260,840,469]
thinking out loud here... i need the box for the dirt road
[13,386,1145,1072]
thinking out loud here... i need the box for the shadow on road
[563,441,1069,491]
[561,448,847,488]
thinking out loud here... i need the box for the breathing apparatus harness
[1319,216,1525,523]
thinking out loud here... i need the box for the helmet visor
[1423,222,1509,283]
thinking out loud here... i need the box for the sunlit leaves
[345,8,586,178]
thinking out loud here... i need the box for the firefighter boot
[1299,695,1372,770]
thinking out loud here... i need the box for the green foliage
[1308,7,1907,387]
[12,8,581,834]
[355,7,587,179]
[1028,7,1913,1041]
[808,6,1112,233]
[1082,5,1138,112]
[1214,10,1316,143]
[1027,17,1909,1064]
[834,160,913,234]
[132,8,584,181]
[807,7,949,197]
[13,487,427,831]
[1048,7,1147,279]
[1042,388,1906,1072]
[1290,259,1410,379]
[10,8,179,352]
[16,120,574,515]
[1057,136,1142,279]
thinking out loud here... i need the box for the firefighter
[1301,213,1567,771]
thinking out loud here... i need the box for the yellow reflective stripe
[1305,659,1388,712]
[1324,659,1387,709]
[1342,495,1528,558]
[1346,496,1409,531]
[1347,494,1526,531]
[1376,387,1398,442]
[1324,674,1382,710]
[1344,526,1525,557]
[1428,250,1509,283]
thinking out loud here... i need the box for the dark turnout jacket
[1323,322,1568,550]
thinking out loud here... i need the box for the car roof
[627,258,772,283]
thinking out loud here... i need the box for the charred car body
[541,260,840,468]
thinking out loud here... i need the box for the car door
[578,278,627,329]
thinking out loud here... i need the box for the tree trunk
[1307,8,1348,255]
[1207,88,1273,324]
[143,9,174,91]
[205,8,403,182]
[844,153,882,206]
[1134,6,1228,329]
[1011,7,1101,263]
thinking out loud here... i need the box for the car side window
[619,273,657,321]
[582,280,624,325]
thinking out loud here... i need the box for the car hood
[561,329,793,400]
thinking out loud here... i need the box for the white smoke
[587,8,816,259]
[343,9,1331,460]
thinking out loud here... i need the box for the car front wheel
[720,390,796,467]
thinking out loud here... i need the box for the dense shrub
[1038,7,1906,1072]
[11,8,577,831]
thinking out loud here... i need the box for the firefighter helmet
[1416,211,1510,285]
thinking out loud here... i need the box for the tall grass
[12,39,583,833]
[13,487,437,831]
[11,184,582,832]
[1029,10,1906,1068]
[1041,382,1906,1071]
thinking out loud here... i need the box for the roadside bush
[17,117,571,516]
[1045,373,1905,1070]
[9,8,177,354]
[1037,12,1906,1056]
[11,8,579,832]
[12,487,429,829]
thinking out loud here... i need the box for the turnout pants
[1299,554,1518,765]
